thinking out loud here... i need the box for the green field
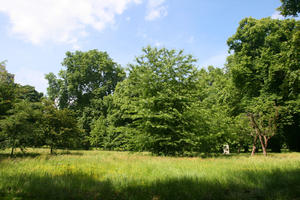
[0,149,300,200]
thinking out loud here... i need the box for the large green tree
[278,0,300,17]
[0,101,42,156]
[45,50,125,147]
[45,50,125,111]
[227,17,300,155]
[0,64,45,153]
[195,66,252,153]
[103,47,204,155]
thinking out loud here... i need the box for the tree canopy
[227,17,300,155]
[278,0,300,17]
[1,8,300,156]
[45,50,125,111]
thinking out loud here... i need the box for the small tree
[246,96,279,156]
[0,101,41,156]
[40,100,82,154]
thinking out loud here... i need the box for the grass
[0,149,300,200]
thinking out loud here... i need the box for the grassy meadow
[0,149,300,200]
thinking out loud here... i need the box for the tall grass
[0,149,300,200]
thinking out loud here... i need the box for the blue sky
[0,0,283,93]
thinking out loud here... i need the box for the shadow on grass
[51,151,84,156]
[0,151,84,163]
[1,168,300,200]
[0,152,41,162]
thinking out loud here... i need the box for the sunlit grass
[0,149,300,200]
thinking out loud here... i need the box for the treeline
[1,17,299,156]
[0,64,81,156]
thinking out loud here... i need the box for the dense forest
[1,2,299,157]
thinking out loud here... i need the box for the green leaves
[227,17,300,155]
[45,50,125,111]
[99,47,203,155]
[39,100,82,152]
[277,0,300,17]
[0,100,43,151]
[0,64,16,118]
[227,18,299,99]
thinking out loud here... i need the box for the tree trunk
[251,135,258,156]
[264,137,269,150]
[258,134,267,156]
[10,147,14,157]
[50,147,53,154]
[20,147,25,154]
[248,113,269,156]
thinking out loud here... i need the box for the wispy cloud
[145,0,168,21]
[200,51,228,68]
[0,0,142,46]
[154,41,162,47]
[137,30,164,47]
[14,68,48,93]
[271,11,284,20]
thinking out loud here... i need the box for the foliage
[0,101,42,155]
[196,67,245,152]
[45,50,125,111]
[39,100,82,153]
[0,63,16,118]
[99,47,232,155]
[17,85,44,102]
[278,0,300,17]
[227,17,300,155]
[45,50,126,148]
[2,10,299,155]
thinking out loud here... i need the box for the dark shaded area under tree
[0,168,299,200]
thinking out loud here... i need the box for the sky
[0,0,285,93]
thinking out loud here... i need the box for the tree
[0,65,45,154]
[39,100,82,154]
[44,73,60,102]
[0,101,42,156]
[93,85,141,151]
[194,67,237,153]
[45,50,125,111]
[0,61,14,82]
[278,0,300,17]
[88,95,115,149]
[227,17,300,155]
[0,63,15,118]
[17,85,43,102]
[246,96,279,156]
[104,47,203,155]
[45,50,126,148]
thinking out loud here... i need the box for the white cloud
[0,0,142,45]
[14,68,48,93]
[154,41,161,47]
[200,51,228,68]
[271,11,284,20]
[72,44,81,51]
[145,0,168,21]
